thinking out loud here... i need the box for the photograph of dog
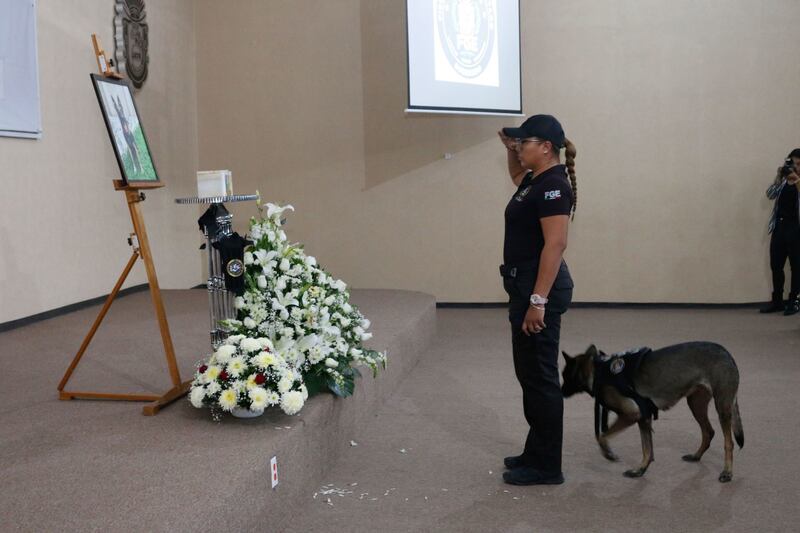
[561,342,744,482]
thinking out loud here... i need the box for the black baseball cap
[503,114,565,148]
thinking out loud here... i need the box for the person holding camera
[761,149,800,315]
[497,115,576,485]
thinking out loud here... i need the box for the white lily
[266,203,294,222]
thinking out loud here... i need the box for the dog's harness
[593,348,659,437]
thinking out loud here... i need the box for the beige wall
[6,0,800,324]
[0,0,200,323]
[195,0,800,304]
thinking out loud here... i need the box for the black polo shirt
[504,164,573,265]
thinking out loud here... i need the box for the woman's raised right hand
[498,131,517,151]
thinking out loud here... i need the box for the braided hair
[562,138,577,219]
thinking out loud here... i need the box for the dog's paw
[718,471,732,483]
[623,468,645,478]
[681,454,701,462]
[602,449,620,462]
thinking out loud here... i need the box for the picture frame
[90,73,159,184]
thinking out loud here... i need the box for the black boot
[760,293,784,313]
[784,295,800,316]
[504,455,526,470]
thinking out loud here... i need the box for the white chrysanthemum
[234,297,245,309]
[225,334,246,345]
[243,317,256,329]
[277,376,293,394]
[281,390,304,415]
[202,365,221,383]
[267,390,280,406]
[290,307,303,320]
[240,337,262,353]
[308,346,325,364]
[206,381,221,395]
[214,345,236,364]
[189,386,206,408]
[281,327,295,339]
[232,380,246,393]
[324,357,338,369]
[227,357,246,377]
[218,389,238,411]
[254,352,276,369]
[257,275,267,289]
[249,387,268,410]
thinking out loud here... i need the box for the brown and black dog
[561,342,744,482]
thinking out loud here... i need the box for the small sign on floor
[270,456,278,489]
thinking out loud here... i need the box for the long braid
[563,138,577,219]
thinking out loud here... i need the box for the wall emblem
[114,0,149,89]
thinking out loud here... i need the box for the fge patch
[544,190,562,200]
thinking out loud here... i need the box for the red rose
[198,365,208,374]
[255,373,266,385]
[219,371,229,381]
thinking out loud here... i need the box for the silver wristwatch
[529,293,548,307]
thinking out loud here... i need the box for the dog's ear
[586,344,598,358]
[561,350,573,361]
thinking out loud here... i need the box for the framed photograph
[90,73,159,184]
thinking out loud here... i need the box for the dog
[561,342,744,482]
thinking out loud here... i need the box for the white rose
[234,297,245,309]
[361,332,373,341]
[342,303,352,313]
[324,296,335,306]
[279,259,290,272]
[267,230,276,242]
[244,251,254,265]
[257,275,267,289]
[281,390,304,415]
[325,357,338,369]
[305,256,317,267]
[278,230,287,242]
[189,386,206,408]
[243,317,256,329]
[276,277,287,291]
[333,280,347,291]
[361,318,371,329]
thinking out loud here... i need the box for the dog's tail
[733,397,744,449]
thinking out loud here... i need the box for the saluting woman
[498,114,576,485]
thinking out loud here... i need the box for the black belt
[499,261,539,279]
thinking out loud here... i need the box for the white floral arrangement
[189,199,386,416]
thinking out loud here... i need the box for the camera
[780,157,796,178]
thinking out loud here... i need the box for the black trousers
[770,218,800,299]
[503,263,573,474]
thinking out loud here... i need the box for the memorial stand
[57,35,190,416]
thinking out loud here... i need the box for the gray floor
[293,307,800,533]
[2,293,799,532]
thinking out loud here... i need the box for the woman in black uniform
[498,114,576,485]
[761,149,800,316]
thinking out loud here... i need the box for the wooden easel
[57,35,191,415]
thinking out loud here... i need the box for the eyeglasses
[514,138,547,150]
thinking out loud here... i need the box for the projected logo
[434,0,499,87]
